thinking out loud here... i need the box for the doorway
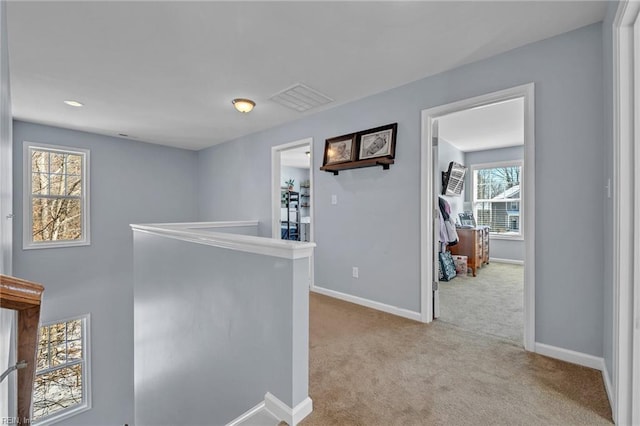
[420,83,535,351]
[434,98,525,344]
[271,138,314,284]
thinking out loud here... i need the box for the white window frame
[33,314,92,426]
[23,142,90,249]
[471,159,524,240]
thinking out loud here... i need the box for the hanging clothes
[438,197,458,247]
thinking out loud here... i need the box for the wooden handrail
[0,274,44,425]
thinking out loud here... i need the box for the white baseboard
[534,342,604,370]
[311,285,422,322]
[265,392,313,426]
[490,258,524,265]
[601,361,615,423]
[225,400,266,426]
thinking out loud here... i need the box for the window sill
[23,239,90,250]
[489,234,524,241]
[33,402,91,426]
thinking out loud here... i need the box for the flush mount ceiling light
[63,100,84,107]
[232,98,255,113]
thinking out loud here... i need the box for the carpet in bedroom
[438,262,523,343]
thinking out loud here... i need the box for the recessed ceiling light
[63,100,84,107]
[232,98,255,113]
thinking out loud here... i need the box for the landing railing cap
[130,221,315,260]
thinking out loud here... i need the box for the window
[472,161,523,238]
[33,315,91,425]
[24,143,90,249]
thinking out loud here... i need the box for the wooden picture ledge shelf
[320,157,394,175]
[1,274,44,424]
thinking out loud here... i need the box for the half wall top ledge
[130,221,316,260]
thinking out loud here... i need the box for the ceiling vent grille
[269,83,333,112]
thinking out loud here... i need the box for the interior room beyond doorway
[279,144,311,242]
[436,97,525,344]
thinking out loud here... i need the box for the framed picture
[357,123,397,160]
[323,134,356,166]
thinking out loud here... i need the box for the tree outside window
[473,162,523,237]
[33,316,91,425]
[24,143,90,249]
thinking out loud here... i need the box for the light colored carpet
[301,293,612,426]
[439,262,523,343]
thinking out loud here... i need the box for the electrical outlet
[331,194,338,205]
[352,267,359,278]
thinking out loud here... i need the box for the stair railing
[0,275,44,425]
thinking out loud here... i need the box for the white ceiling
[438,97,524,152]
[281,145,311,169]
[6,1,607,151]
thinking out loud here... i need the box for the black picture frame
[322,134,356,166]
[357,123,397,161]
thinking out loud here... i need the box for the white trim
[489,258,524,265]
[633,10,640,426]
[148,220,259,230]
[612,1,640,424]
[130,222,315,260]
[225,400,266,426]
[264,392,313,426]
[0,0,11,276]
[489,234,524,241]
[603,361,615,415]
[534,342,604,371]
[420,83,535,352]
[33,314,92,426]
[311,285,422,322]
[22,141,91,250]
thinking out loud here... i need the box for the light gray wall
[438,138,465,219]
[0,4,16,417]
[12,121,198,425]
[281,166,309,193]
[602,0,618,382]
[133,232,309,424]
[464,146,524,262]
[198,23,606,356]
[0,0,12,275]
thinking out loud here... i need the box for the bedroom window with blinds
[472,161,523,238]
[23,142,90,249]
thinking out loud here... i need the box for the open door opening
[271,138,315,286]
[433,98,526,346]
[421,84,535,352]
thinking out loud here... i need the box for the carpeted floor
[301,293,612,426]
[438,262,523,343]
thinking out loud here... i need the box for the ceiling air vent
[269,83,333,112]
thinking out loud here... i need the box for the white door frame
[420,83,536,352]
[271,137,315,286]
[612,1,640,424]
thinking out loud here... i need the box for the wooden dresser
[449,227,490,276]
